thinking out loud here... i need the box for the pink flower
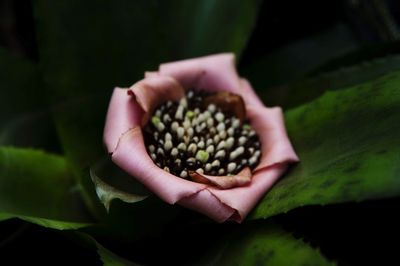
[103,53,299,223]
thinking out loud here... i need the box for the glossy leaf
[0,147,92,229]
[196,223,332,266]
[251,71,400,219]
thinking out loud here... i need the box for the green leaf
[34,0,262,99]
[76,232,140,266]
[251,71,400,219]
[258,54,400,109]
[0,147,92,229]
[240,23,358,89]
[90,157,148,212]
[196,223,332,266]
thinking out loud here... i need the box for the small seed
[217,140,226,150]
[227,162,236,173]
[213,135,220,143]
[165,132,172,141]
[171,121,179,132]
[206,145,214,154]
[238,136,247,145]
[164,166,170,172]
[206,138,213,146]
[166,101,173,107]
[180,170,188,178]
[215,150,226,159]
[215,112,224,122]
[157,147,164,155]
[188,143,197,154]
[227,127,234,136]
[151,153,157,160]
[187,91,194,98]
[177,127,184,139]
[164,140,173,151]
[196,168,204,174]
[225,137,234,149]
[196,150,209,163]
[206,117,214,127]
[177,142,187,151]
[211,160,220,168]
[198,140,205,149]
[180,97,188,108]
[175,106,184,120]
[183,119,191,129]
[155,110,162,117]
[218,168,225,175]
[218,131,227,139]
[149,145,155,153]
[163,114,171,123]
[249,156,258,166]
[232,118,240,128]
[205,163,212,172]
[208,104,216,113]
[248,147,255,154]
[216,122,225,132]
[185,110,195,119]
[171,148,178,156]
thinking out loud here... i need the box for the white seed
[197,114,206,123]
[249,130,256,136]
[225,137,235,149]
[230,147,244,160]
[155,110,162,117]
[191,117,198,126]
[187,91,194,98]
[157,122,165,132]
[180,170,188,178]
[219,131,227,139]
[167,101,173,107]
[180,97,188,108]
[218,168,225,175]
[238,136,247,145]
[196,168,204,174]
[217,140,226,150]
[194,108,200,114]
[177,127,184,139]
[241,159,247,165]
[157,147,164,155]
[183,119,191,129]
[208,104,216,113]
[227,127,234,136]
[163,114,171,123]
[188,143,197,154]
[211,160,220,168]
[149,145,155,153]
[215,150,226,159]
[187,127,194,137]
[206,145,214,154]
[213,135,220,143]
[249,156,258,165]
[165,133,172,141]
[177,142,187,151]
[206,117,214,127]
[203,111,211,119]
[205,163,212,172]
[227,163,236,173]
[232,118,240,128]
[175,106,184,120]
[164,166,170,172]
[206,139,213,146]
[187,157,196,163]
[175,158,181,164]
[254,150,261,158]
[198,140,205,149]
[248,147,255,154]
[171,121,179,132]
[151,153,157,160]
[215,112,224,122]
[209,127,216,135]
[193,136,199,143]
[171,148,178,156]
[216,122,225,132]
[153,132,159,140]
[164,140,173,151]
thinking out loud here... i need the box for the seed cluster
[143,90,261,179]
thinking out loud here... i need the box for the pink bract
[104,53,299,222]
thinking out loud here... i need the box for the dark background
[1,0,399,265]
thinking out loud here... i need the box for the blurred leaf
[0,48,59,151]
[260,54,400,108]
[240,23,358,89]
[251,71,400,219]
[195,223,332,266]
[0,146,92,229]
[34,0,262,99]
[90,157,148,212]
[76,232,140,266]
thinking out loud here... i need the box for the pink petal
[128,76,185,125]
[179,189,235,223]
[103,88,144,153]
[111,127,207,204]
[158,53,241,94]
[240,78,265,108]
[247,106,299,171]
[209,164,289,222]
[189,167,252,189]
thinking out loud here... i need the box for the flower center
[143,90,261,179]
